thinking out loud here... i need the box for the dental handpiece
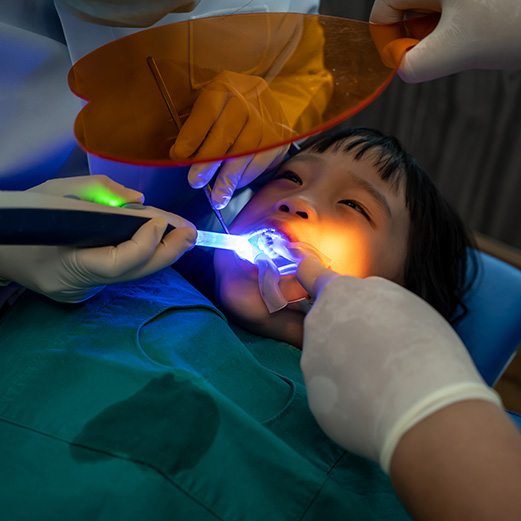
[0,193,296,273]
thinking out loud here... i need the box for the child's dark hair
[298,125,478,323]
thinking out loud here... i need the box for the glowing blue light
[195,230,255,261]
[195,228,298,274]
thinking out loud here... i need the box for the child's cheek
[317,228,374,278]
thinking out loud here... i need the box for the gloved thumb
[296,257,339,300]
[398,12,468,82]
[125,224,197,279]
[76,217,170,279]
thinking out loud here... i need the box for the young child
[0,125,476,521]
[213,125,476,347]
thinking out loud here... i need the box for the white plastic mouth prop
[195,228,298,275]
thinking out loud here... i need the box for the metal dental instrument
[147,55,230,234]
[202,185,230,234]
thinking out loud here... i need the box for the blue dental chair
[454,250,521,430]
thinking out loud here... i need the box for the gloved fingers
[193,126,287,208]
[171,88,229,159]
[205,118,263,207]
[28,175,145,205]
[295,256,340,299]
[370,0,440,24]
[50,284,106,304]
[192,96,249,160]
[263,143,291,172]
[136,205,195,229]
[75,218,169,280]
[187,161,223,189]
[118,225,197,281]
[237,145,289,189]
[369,0,453,83]
[398,15,467,83]
[80,175,145,205]
[228,112,263,157]
[185,97,249,189]
[77,212,195,281]
[210,155,254,209]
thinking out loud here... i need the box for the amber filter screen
[68,13,434,166]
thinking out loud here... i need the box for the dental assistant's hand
[295,258,501,472]
[0,176,196,303]
[370,0,521,82]
[170,71,291,209]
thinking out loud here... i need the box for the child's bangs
[305,130,407,195]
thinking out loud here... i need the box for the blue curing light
[195,228,298,274]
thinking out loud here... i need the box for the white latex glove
[187,146,288,210]
[370,0,521,82]
[26,175,145,204]
[296,257,501,472]
[0,176,196,302]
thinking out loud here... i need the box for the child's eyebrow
[347,172,393,218]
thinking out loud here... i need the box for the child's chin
[217,282,270,324]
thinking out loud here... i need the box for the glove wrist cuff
[380,382,502,473]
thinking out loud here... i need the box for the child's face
[213,147,411,346]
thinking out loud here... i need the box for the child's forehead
[287,146,405,193]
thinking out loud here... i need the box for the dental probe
[203,185,230,234]
[147,55,230,235]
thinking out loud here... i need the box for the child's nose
[277,197,317,220]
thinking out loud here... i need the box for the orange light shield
[68,13,435,166]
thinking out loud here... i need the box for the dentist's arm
[0,176,196,303]
[370,0,521,82]
[391,399,521,521]
[297,258,521,521]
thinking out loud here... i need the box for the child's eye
[276,171,303,185]
[339,200,371,221]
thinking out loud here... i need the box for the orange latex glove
[170,71,292,209]
[172,16,333,209]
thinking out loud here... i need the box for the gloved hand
[0,176,196,302]
[26,175,145,205]
[296,257,501,472]
[370,0,521,82]
[60,0,201,27]
[170,71,292,209]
